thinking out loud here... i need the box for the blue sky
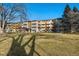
[3,3,79,21]
[26,3,79,20]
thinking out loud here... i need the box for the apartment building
[22,19,55,32]
[6,18,63,33]
[6,23,21,32]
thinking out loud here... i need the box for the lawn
[0,32,79,56]
[35,33,79,56]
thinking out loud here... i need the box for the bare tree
[0,3,27,34]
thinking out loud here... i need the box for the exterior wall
[22,20,55,32]
[20,20,54,32]
[7,19,63,33]
[6,23,21,32]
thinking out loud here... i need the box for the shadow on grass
[0,39,7,43]
[7,34,40,56]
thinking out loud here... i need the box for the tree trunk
[0,20,7,34]
[0,27,4,34]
